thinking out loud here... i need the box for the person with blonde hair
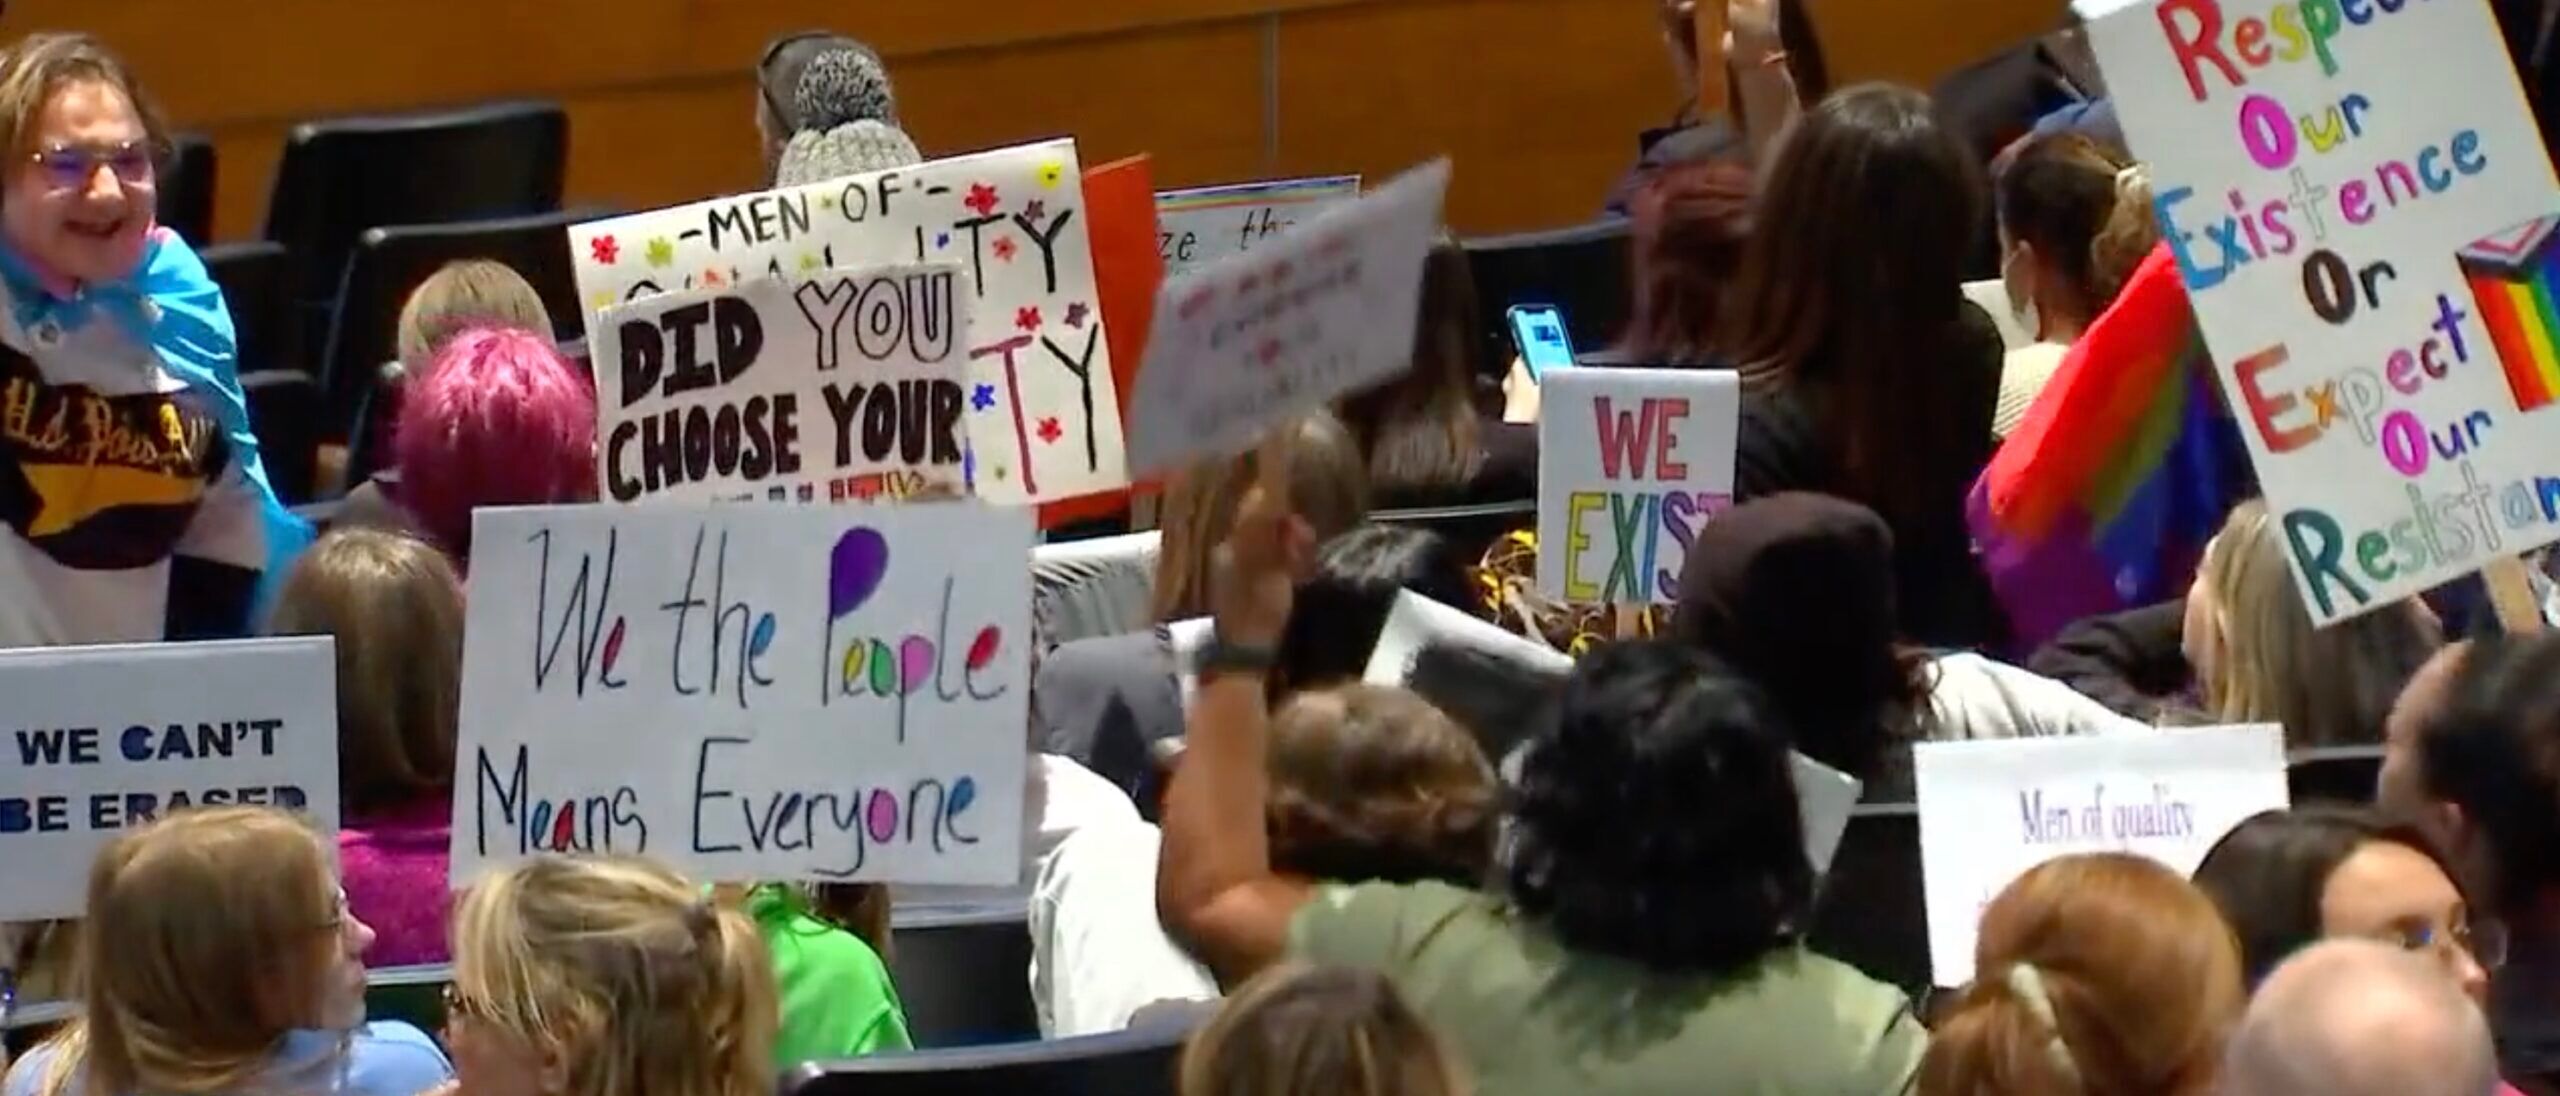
[1987,132,2156,436]
[2,808,453,1096]
[1919,853,2244,1096]
[265,527,463,968]
[2033,499,2443,748]
[442,856,775,1096]
[1179,963,1468,1096]
[393,259,552,375]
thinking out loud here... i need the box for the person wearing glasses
[0,32,301,649]
[2192,807,2502,1003]
[1,807,453,1096]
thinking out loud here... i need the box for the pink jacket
[338,799,453,968]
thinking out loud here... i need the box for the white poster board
[2088,0,2560,622]
[451,502,1033,887]
[592,263,973,506]
[0,638,338,920]
[570,139,1124,506]
[1156,175,1363,275]
[1915,725,2288,986]
[1124,159,1451,476]
[1535,368,1740,604]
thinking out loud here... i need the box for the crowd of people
[5,0,2560,1094]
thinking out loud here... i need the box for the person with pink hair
[388,326,595,564]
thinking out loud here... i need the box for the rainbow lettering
[2457,215,2560,414]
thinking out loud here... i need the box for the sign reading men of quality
[1914,725,2288,986]
[592,263,973,506]
[1155,175,1362,275]
[451,502,1032,887]
[1124,160,1450,475]
[1,638,338,920]
[570,139,1123,506]
[2086,0,2560,622]
[1535,368,1740,604]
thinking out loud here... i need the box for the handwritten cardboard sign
[1915,725,2288,986]
[1,638,338,920]
[2088,0,2560,622]
[1155,175,1362,275]
[592,263,973,506]
[570,139,1125,506]
[1535,368,1740,604]
[1124,159,1450,476]
[451,502,1033,887]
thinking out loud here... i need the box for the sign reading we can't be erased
[451,502,1033,887]
[2087,0,2560,621]
[571,139,1124,506]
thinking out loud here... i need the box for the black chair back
[318,209,590,448]
[1461,220,1633,377]
[241,370,322,504]
[158,132,217,248]
[888,902,1039,1048]
[779,1023,1189,1096]
[1367,499,1536,572]
[1808,802,1932,997]
[2287,745,2385,805]
[202,241,297,377]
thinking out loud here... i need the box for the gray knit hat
[792,47,899,132]
[776,119,925,186]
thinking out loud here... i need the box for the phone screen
[1508,304,1576,379]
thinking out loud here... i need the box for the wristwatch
[1196,635,1279,680]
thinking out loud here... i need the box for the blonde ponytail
[2089,164,2161,307]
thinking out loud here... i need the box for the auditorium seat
[889,901,1040,1048]
[780,1022,1190,1096]
[1369,499,1536,571]
[158,132,217,248]
[1032,531,1159,648]
[1809,801,1931,997]
[242,370,323,505]
[2287,744,2386,805]
[1,995,73,1061]
[1460,219,1632,377]
[261,100,569,382]
[361,963,453,1036]
[316,209,592,444]
[202,241,297,377]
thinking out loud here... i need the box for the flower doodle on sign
[645,237,675,268]
[1037,163,1065,188]
[590,236,620,265]
[1065,302,1090,329]
[1015,306,1042,333]
[992,237,1018,263]
[971,384,997,411]
[1037,417,1063,444]
[964,183,1001,218]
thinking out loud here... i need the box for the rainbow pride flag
[1967,245,2257,651]
[2459,216,2560,414]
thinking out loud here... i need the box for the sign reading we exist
[1915,725,2288,987]
[1534,368,1739,605]
[2087,0,2560,622]
[452,502,1033,888]
[1124,160,1450,476]
[570,139,1125,506]
[0,638,338,920]
[592,263,973,507]
[1155,175,1362,275]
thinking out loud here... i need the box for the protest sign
[592,263,972,506]
[451,502,1033,887]
[1,638,337,920]
[1535,368,1740,604]
[570,139,1124,506]
[2088,0,2560,622]
[1156,176,1362,275]
[1124,159,1451,476]
[1915,725,2288,986]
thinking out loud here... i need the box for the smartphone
[1507,303,1577,380]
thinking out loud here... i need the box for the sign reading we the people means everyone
[570,138,1124,507]
[1,638,338,920]
[592,263,973,507]
[1124,159,1450,475]
[1914,726,2288,986]
[450,502,1032,888]
[2087,0,2560,622]
[1534,368,1739,605]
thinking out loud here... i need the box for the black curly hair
[1506,639,1812,975]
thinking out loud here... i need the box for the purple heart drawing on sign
[829,528,891,620]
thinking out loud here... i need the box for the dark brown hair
[1264,684,1497,888]
[1728,84,1987,524]
[1621,161,1754,364]
[2190,806,2466,987]
[1993,132,2132,330]
[265,528,461,819]
[1335,236,1484,496]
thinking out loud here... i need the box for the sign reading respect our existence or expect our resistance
[2088,0,2560,622]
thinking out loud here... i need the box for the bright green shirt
[747,887,913,1065]
[1292,880,1926,1096]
